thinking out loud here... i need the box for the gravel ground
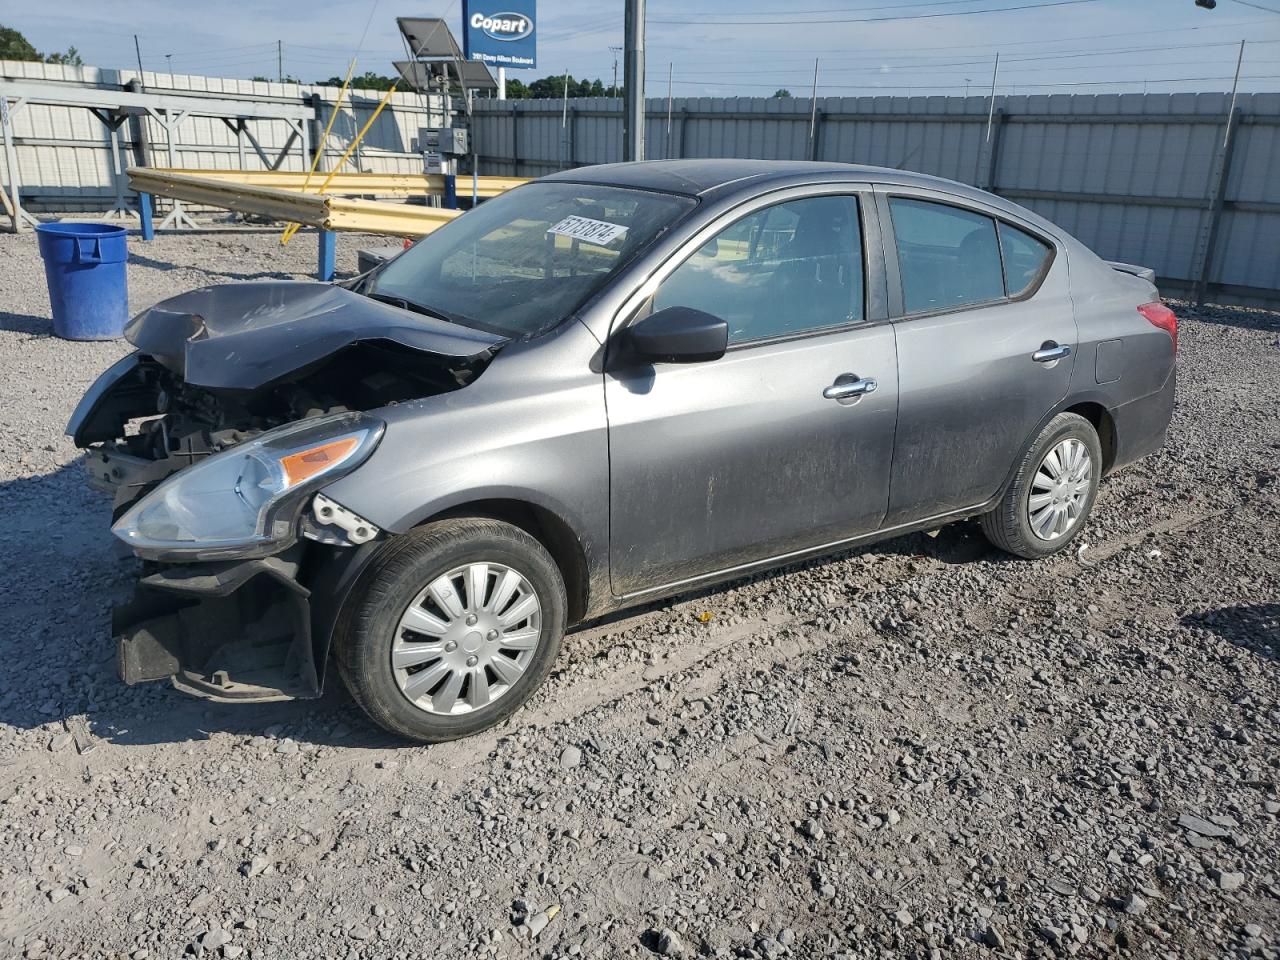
[0,224,1278,960]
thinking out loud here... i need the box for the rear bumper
[114,542,378,703]
[1110,367,1176,471]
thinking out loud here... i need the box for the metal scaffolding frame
[0,80,312,232]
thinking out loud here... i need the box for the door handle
[823,377,878,400]
[1032,343,1072,363]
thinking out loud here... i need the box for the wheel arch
[418,498,593,625]
[1061,400,1117,475]
[993,394,1118,506]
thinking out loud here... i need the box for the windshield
[365,182,696,338]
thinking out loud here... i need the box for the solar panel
[396,18,464,61]
[393,60,498,93]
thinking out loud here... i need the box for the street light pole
[624,0,645,161]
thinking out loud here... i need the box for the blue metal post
[138,192,154,241]
[443,174,457,210]
[317,229,336,281]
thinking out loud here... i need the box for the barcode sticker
[547,215,629,247]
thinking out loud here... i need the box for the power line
[650,0,1101,26]
[649,56,1280,82]
[1231,0,1280,12]
[641,37,1280,77]
[652,0,1021,16]
[656,43,1280,78]
[645,16,1276,59]
[658,71,1280,91]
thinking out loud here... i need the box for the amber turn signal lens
[279,436,360,488]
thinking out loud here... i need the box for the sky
[9,0,1280,98]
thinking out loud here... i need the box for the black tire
[980,412,1103,560]
[334,518,566,743]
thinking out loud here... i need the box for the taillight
[1138,301,1178,352]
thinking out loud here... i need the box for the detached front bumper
[114,543,375,703]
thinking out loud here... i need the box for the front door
[605,190,898,597]
[878,190,1077,524]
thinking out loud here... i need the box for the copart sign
[462,0,537,69]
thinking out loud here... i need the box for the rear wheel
[980,412,1102,559]
[335,518,566,742]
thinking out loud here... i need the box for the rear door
[875,187,1076,526]
[605,185,898,597]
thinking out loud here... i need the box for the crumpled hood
[125,281,506,392]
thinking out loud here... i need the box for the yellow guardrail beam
[129,169,326,226]
[140,167,528,198]
[324,197,462,237]
[127,168,464,238]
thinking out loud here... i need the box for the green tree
[522,74,610,99]
[0,24,81,64]
[504,77,529,99]
[316,70,396,90]
[772,89,792,98]
[0,24,39,61]
[43,45,82,65]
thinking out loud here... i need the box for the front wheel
[980,412,1102,559]
[334,518,566,743]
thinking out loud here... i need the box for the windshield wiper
[365,291,469,327]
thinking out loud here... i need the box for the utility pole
[277,40,283,83]
[165,54,173,79]
[133,34,144,80]
[624,0,646,161]
[610,46,621,97]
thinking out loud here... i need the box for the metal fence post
[984,109,1007,192]
[511,104,519,177]
[567,107,577,169]
[138,191,155,241]
[1194,108,1242,306]
[809,109,824,162]
[317,229,336,281]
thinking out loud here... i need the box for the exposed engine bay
[71,280,505,513]
[68,279,506,704]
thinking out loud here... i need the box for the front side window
[368,182,695,338]
[653,195,864,344]
[890,197,1004,314]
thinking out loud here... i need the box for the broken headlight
[112,412,385,561]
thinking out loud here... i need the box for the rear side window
[889,198,1004,314]
[1000,222,1052,297]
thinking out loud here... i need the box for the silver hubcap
[1028,438,1092,541]
[391,562,542,716]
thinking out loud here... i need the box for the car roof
[542,158,962,199]
[540,158,1054,231]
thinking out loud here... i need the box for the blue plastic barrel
[34,222,129,340]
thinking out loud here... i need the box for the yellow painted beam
[127,168,465,237]
[137,167,527,198]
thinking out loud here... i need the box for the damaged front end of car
[69,280,506,702]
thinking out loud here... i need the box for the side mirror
[626,305,728,364]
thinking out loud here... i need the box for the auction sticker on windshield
[547,215,629,247]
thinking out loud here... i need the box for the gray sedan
[70,160,1177,742]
